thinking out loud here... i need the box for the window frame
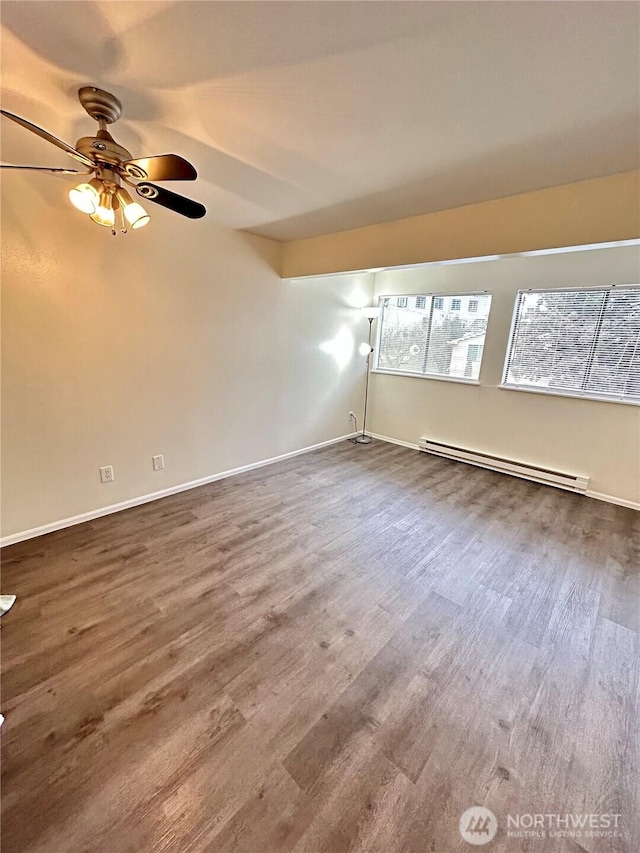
[501,284,640,406]
[373,290,491,384]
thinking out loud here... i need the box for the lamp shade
[90,191,115,227]
[358,342,374,356]
[361,306,381,320]
[69,178,102,214]
[124,202,150,229]
[116,187,150,229]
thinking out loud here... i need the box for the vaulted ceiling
[1,1,638,240]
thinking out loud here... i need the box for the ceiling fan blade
[122,154,197,182]
[136,182,206,219]
[0,109,94,168]
[1,164,84,174]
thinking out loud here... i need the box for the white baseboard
[371,433,639,511]
[368,432,420,451]
[586,490,640,511]
[0,432,359,548]
[5,431,636,547]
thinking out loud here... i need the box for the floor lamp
[355,306,381,444]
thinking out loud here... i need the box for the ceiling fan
[1,86,206,234]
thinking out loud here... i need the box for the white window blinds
[503,286,640,402]
[376,293,492,381]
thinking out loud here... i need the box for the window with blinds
[375,292,492,381]
[503,286,640,403]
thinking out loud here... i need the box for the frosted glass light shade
[115,188,150,229]
[124,202,150,229]
[90,192,115,227]
[361,306,381,320]
[69,179,102,214]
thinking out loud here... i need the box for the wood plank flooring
[1,440,638,853]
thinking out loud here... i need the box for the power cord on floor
[349,414,359,443]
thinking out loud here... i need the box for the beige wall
[3,171,639,542]
[369,245,640,505]
[282,171,640,278]
[1,173,373,540]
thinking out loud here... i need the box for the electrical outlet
[152,454,165,471]
[100,465,114,484]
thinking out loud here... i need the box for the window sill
[499,384,640,407]
[371,369,480,385]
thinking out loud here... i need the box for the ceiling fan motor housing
[78,86,122,124]
[75,87,133,173]
[74,131,133,171]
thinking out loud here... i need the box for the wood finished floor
[1,440,638,853]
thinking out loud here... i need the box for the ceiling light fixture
[68,180,150,233]
[68,177,103,214]
[89,189,116,228]
[1,86,207,235]
[115,187,149,229]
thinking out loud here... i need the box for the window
[396,297,407,308]
[503,286,640,403]
[468,299,478,312]
[375,292,492,381]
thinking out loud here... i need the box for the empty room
[1,2,639,852]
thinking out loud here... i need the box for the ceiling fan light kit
[89,189,116,228]
[1,86,206,235]
[115,187,150,229]
[68,177,103,214]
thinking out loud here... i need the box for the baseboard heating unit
[418,438,589,494]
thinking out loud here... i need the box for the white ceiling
[1,1,638,241]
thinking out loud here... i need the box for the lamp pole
[355,316,375,444]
